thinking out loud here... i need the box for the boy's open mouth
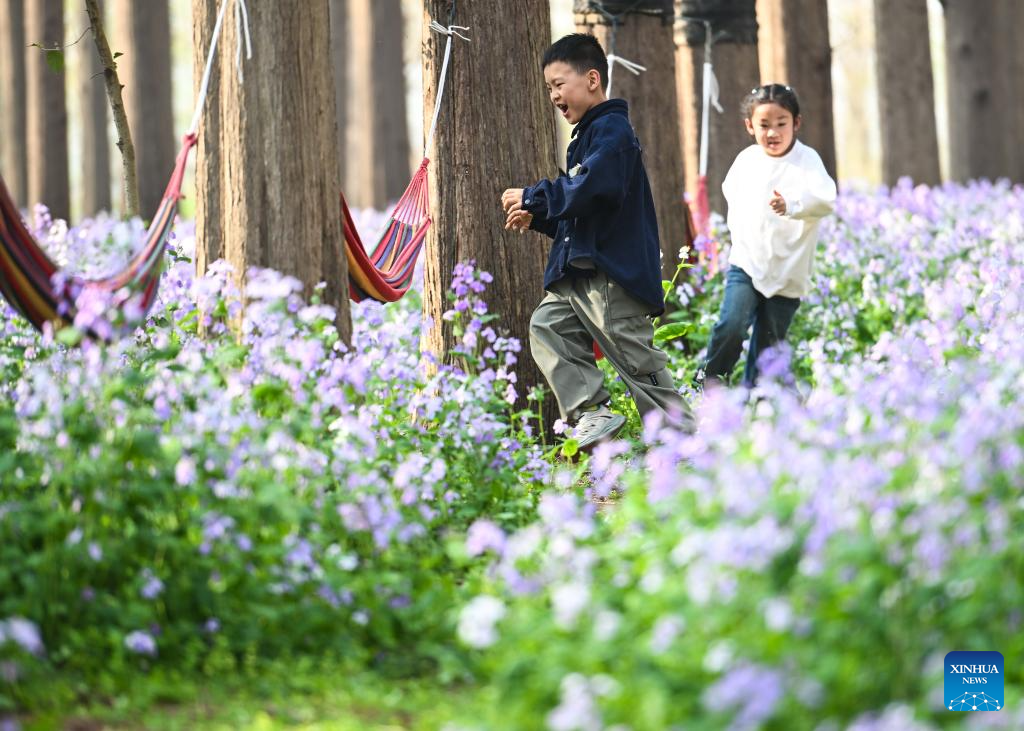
[557,103,569,117]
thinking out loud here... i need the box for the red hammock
[343,158,431,303]
[0,135,196,334]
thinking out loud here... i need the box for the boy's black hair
[742,83,801,120]
[542,33,609,89]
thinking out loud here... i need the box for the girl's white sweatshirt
[722,140,837,299]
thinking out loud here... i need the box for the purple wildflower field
[1,181,1022,728]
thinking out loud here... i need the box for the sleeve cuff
[522,185,542,214]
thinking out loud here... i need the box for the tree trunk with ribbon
[754,0,836,180]
[873,0,940,186]
[421,0,558,423]
[192,0,352,343]
[26,0,70,222]
[674,0,760,218]
[574,0,693,283]
[0,0,28,208]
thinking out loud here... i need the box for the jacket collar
[571,98,629,139]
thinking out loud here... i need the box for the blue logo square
[945,651,1004,711]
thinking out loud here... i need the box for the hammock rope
[344,18,468,304]
[0,0,248,336]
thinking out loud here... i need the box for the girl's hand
[770,189,787,216]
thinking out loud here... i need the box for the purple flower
[124,630,157,656]
[140,570,164,600]
[175,456,197,486]
[0,618,44,655]
[466,519,506,557]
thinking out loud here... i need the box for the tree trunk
[112,0,175,217]
[25,0,69,221]
[78,11,112,216]
[345,0,411,209]
[675,0,760,216]
[421,0,557,421]
[996,0,1024,183]
[755,0,836,179]
[0,0,28,207]
[873,0,940,186]
[192,0,351,343]
[193,0,221,277]
[943,0,1014,182]
[575,4,691,281]
[330,0,348,190]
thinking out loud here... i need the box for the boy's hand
[769,189,787,216]
[505,210,533,232]
[501,188,525,215]
[502,188,530,233]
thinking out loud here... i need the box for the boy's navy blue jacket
[522,98,664,313]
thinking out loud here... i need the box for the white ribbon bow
[605,53,646,98]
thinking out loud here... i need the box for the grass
[17,663,465,731]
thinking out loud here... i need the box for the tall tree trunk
[997,0,1024,183]
[26,0,69,221]
[575,1,691,282]
[112,0,175,217]
[193,0,222,278]
[675,0,760,216]
[345,0,411,209]
[755,0,836,179]
[421,0,557,421]
[78,11,112,216]
[873,0,940,186]
[330,0,348,190]
[943,0,1014,182]
[192,0,351,343]
[0,0,29,207]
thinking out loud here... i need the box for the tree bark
[575,5,691,281]
[943,0,1014,182]
[421,0,557,421]
[873,0,940,186]
[755,0,836,179]
[345,0,412,209]
[26,0,70,221]
[112,0,175,217]
[78,7,111,216]
[0,0,29,207]
[192,0,351,343]
[329,0,348,190]
[193,0,221,277]
[675,0,760,216]
[996,0,1024,183]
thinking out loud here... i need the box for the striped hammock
[344,21,466,305]
[0,135,195,335]
[344,158,431,303]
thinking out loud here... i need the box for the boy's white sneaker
[573,404,626,452]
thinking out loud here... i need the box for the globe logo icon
[948,691,1001,712]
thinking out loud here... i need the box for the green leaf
[653,322,692,344]
[560,438,579,459]
[662,280,673,296]
[56,326,84,346]
[45,49,65,74]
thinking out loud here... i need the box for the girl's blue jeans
[698,266,800,387]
